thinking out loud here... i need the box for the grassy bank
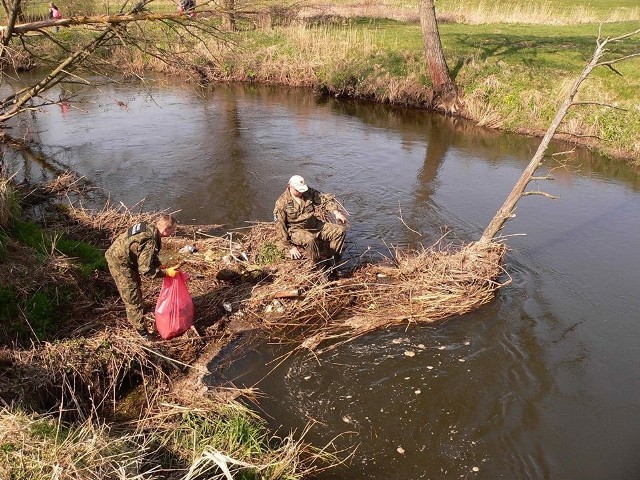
[1,400,324,479]
[11,1,640,160]
[155,17,639,159]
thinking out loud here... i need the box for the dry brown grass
[298,1,419,23]
[242,235,508,352]
[154,220,508,353]
[0,396,326,480]
[296,0,640,25]
[3,324,210,416]
[0,408,151,480]
[0,177,10,229]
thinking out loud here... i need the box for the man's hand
[289,246,303,259]
[165,266,179,277]
[334,210,348,224]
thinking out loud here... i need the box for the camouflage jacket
[273,187,339,248]
[105,222,164,278]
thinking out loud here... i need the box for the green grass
[0,283,73,341]
[1,218,106,341]
[12,219,106,273]
[0,232,7,262]
[222,17,639,157]
[256,242,284,265]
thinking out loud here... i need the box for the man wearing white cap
[273,175,348,265]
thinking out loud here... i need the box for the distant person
[105,214,179,337]
[48,2,61,32]
[178,0,196,18]
[273,175,348,266]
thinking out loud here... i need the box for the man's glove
[165,266,179,277]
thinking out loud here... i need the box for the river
[4,80,640,480]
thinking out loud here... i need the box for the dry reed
[5,325,193,416]
[0,408,151,480]
[298,0,640,25]
[157,220,508,352]
[0,177,10,229]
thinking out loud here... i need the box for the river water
[4,80,640,480]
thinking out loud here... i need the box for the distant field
[13,0,640,24]
[291,0,640,24]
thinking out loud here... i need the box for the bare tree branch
[571,101,627,111]
[1,11,219,36]
[0,28,115,121]
[1,0,21,51]
[521,191,558,199]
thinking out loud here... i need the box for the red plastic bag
[154,271,194,339]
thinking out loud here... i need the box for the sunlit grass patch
[0,177,20,230]
[437,0,640,25]
[0,408,146,480]
[0,400,331,480]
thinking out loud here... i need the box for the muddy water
[6,81,640,479]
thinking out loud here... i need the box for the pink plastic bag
[154,271,194,339]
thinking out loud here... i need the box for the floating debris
[397,447,405,455]
[404,350,415,357]
[414,389,421,394]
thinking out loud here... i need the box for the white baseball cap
[289,175,308,193]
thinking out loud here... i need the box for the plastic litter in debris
[179,245,197,254]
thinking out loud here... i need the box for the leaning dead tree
[480,27,640,243]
